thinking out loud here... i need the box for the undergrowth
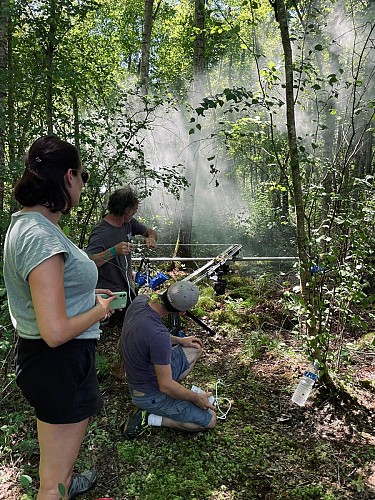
[0,274,374,499]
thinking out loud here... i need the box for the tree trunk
[72,89,80,152]
[274,0,315,342]
[193,0,205,78]
[0,0,7,154]
[0,0,8,248]
[177,0,206,259]
[139,0,154,85]
[46,0,57,135]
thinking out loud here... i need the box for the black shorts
[15,337,103,424]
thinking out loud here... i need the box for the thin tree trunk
[139,0,154,85]
[274,0,314,335]
[193,0,205,78]
[46,0,57,135]
[0,0,8,250]
[6,2,15,171]
[177,0,206,259]
[72,89,80,152]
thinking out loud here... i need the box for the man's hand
[145,236,157,248]
[178,336,203,348]
[193,391,216,411]
[114,241,132,256]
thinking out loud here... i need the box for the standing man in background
[87,187,158,327]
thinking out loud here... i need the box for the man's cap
[162,281,199,312]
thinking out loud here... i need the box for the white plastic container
[191,385,215,405]
[291,362,319,407]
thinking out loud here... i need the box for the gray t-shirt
[121,295,172,393]
[86,218,147,293]
[3,211,100,340]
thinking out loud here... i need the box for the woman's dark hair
[14,135,81,214]
[107,187,139,216]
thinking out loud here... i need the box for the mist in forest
[136,2,375,260]
[138,102,253,258]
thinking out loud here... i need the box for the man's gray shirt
[86,218,147,293]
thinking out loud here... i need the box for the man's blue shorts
[131,345,213,428]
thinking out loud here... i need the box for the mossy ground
[1,274,374,499]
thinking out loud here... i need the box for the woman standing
[3,136,115,499]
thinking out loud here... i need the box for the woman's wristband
[109,246,117,257]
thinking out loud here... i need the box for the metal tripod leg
[167,311,216,337]
[186,310,216,336]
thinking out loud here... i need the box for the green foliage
[228,273,282,300]
[1,1,374,497]
[1,272,374,498]
[288,484,336,500]
[0,287,16,393]
[58,483,66,498]
[194,294,217,317]
[116,431,263,499]
[284,177,375,373]
[95,352,112,379]
[19,474,33,498]
[210,296,260,330]
[242,329,280,360]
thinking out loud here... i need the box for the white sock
[148,414,163,426]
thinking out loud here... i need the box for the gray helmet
[165,281,199,312]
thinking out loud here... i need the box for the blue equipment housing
[135,272,147,287]
[310,265,325,275]
[135,271,170,290]
[150,272,170,289]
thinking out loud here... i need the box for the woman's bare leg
[36,418,89,499]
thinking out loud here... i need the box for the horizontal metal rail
[132,256,298,262]
[132,243,242,246]
[181,244,243,284]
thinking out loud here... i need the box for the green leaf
[58,483,66,495]
[315,44,323,51]
[328,75,338,85]
[20,475,32,488]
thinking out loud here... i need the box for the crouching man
[120,281,217,439]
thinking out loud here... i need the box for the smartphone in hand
[100,291,127,309]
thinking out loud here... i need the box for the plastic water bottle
[291,362,319,407]
[191,385,215,405]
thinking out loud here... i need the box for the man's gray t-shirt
[3,211,100,340]
[121,295,172,393]
[86,218,147,293]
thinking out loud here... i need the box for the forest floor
[1,273,374,499]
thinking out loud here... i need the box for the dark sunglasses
[73,169,90,184]
[80,171,90,184]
